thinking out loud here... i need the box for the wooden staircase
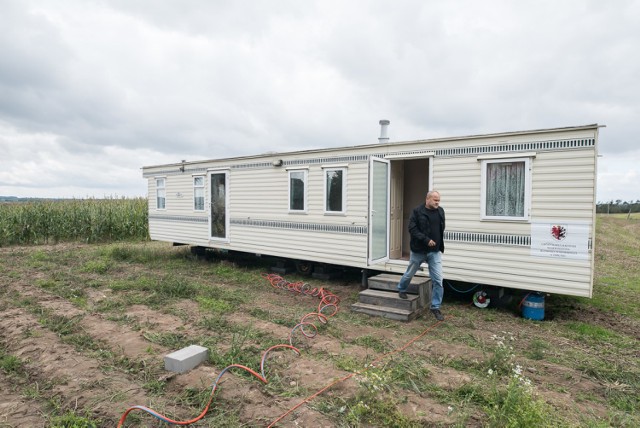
[350,273,432,322]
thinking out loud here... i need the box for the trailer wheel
[472,290,491,308]
[295,261,314,276]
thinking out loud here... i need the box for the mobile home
[143,123,600,298]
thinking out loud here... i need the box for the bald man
[396,190,446,321]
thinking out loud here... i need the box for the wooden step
[357,289,419,311]
[367,273,431,294]
[367,274,431,309]
[350,302,421,322]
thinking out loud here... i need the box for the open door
[368,157,390,265]
[389,161,404,259]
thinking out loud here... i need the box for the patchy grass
[0,215,638,427]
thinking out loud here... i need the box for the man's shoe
[398,292,408,299]
[431,309,444,321]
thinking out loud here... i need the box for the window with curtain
[482,158,530,220]
[193,176,205,211]
[156,178,166,210]
[324,168,346,213]
[288,170,307,212]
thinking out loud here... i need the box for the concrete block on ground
[271,259,295,274]
[312,265,342,280]
[164,345,209,373]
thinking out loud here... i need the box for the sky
[0,0,638,203]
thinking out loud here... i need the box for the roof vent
[378,119,390,143]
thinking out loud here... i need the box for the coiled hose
[261,273,340,346]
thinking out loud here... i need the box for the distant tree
[596,199,640,214]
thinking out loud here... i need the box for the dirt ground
[0,241,638,427]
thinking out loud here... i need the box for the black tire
[295,260,314,276]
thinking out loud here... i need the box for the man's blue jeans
[396,251,444,309]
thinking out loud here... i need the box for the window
[288,169,307,212]
[155,178,166,210]
[481,158,531,220]
[324,167,346,214]
[193,176,205,211]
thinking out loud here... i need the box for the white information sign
[531,222,590,260]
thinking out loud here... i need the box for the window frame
[155,177,166,210]
[287,167,308,213]
[322,166,347,215]
[480,156,532,221]
[193,175,205,212]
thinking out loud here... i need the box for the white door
[208,170,229,241]
[369,157,390,264]
[390,161,404,259]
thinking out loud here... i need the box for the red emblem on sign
[551,225,567,241]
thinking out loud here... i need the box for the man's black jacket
[408,204,446,253]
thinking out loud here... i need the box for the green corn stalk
[0,197,149,247]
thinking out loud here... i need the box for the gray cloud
[0,0,639,199]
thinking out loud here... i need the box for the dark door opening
[390,158,430,260]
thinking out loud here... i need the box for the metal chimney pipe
[378,119,390,143]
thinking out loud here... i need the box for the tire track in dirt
[5,279,343,426]
[231,295,616,425]
[1,279,224,425]
[163,364,341,427]
[0,307,160,425]
[0,371,47,428]
[232,298,479,382]
[11,261,608,426]
[226,304,465,425]
[112,302,345,425]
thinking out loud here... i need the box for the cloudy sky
[1,0,638,202]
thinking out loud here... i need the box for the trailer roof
[142,123,601,170]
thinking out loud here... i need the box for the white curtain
[486,162,525,217]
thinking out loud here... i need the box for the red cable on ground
[118,272,443,427]
[117,274,339,427]
[116,329,301,426]
[262,273,340,347]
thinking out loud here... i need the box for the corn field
[0,198,149,246]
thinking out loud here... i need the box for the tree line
[596,200,640,214]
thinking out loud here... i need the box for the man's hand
[428,239,436,247]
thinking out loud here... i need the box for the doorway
[389,158,431,260]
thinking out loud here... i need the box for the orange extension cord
[117,273,444,427]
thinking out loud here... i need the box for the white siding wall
[143,125,598,297]
[147,160,372,266]
[229,161,370,265]
[428,136,596,297]
[147,174,210,245]
[531,150,596,220]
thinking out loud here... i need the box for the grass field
[0,215,638,427]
